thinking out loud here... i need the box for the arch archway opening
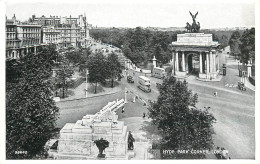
[187,53,200,75]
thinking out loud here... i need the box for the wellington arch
[170,33,221,80]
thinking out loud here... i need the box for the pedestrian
[214,91,217,97]
[143,112,146,119]
[128,131,135,150]
[121,107,125,113]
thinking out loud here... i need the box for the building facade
[42,26,61,45]
[31,14,90,49]
[6,15,43,59]
[6,14,91,59]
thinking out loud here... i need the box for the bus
[152,67,166,79]
[138,76,151,92]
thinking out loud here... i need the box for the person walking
[213,91,218,97]
[128,131,135,150]
[143,112,146,119]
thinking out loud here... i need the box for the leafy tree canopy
[87,52,109,93]
[107,52,123,87]
[6,45,60,159]
[148,76,216,159]
[239,28,255,64]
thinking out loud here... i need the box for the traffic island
[48,99,137,160]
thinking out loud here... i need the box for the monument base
[173,71,188,79]
[98,154,106,158]
[199,72,218,79]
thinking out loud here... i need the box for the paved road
[56,91,125,128]
[125,65,255,159]
[56,45,254,159]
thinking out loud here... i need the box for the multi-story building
[32,14,90,49]
[31,15,61,26]
[6,15,43,59]
[42,26,61,45]
[6,14,91,59]
[56,24,81,48]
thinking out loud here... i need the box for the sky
[5,0,255,28]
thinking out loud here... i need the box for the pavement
[58,80,122,102]
[245,77,255,91]
[56,45,255,159]
[123,48,255,159]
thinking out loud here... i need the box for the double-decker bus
[138,76,151,92]
[151,67,166,79]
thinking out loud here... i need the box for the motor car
[127,76,134,83]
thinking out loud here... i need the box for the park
[5,6,255,161]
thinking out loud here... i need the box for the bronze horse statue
[187,11,200,33]
[185,22,192,32]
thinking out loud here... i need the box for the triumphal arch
[170,11,220,79]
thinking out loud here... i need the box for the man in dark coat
[128,131,135,150]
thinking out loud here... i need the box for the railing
[70,77,85,89]
[249,76,255,86]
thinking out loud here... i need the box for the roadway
[56,45,254,159]
[124,63,255,159]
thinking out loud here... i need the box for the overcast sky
[5,0,255,28]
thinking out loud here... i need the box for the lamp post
[85,69,88,97]
[124,87,128,103]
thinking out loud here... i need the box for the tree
[55,65,74,98]
[6,45,60,159]
[87,52,108,93]
[77,47,92,72]
[220,35,229,47]
[229,31,241,58]
[148,76,216,159]
[239,28,255,64]
[107,52,123,87]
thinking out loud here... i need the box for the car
[127,76,134,83]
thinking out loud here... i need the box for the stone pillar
[199,52,203,73]
[206,52,209,73]
[176,51,179,71]
[34,46,37,55]
[152,56,157,68]
[182,51,185,72]
[247,64,252,77]
[212,51,216,72]
[209,51,213,72]
[172,52,175,63]
[217,54,220,71]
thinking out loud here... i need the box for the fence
[70,77,86,89]
[249,76,255,86]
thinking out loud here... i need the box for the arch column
[206,51,209,73]
[212,50,216,72]
[176,51,179,71]
[199,52,203,73]
[182,51,185,71]
[209,51,213,72]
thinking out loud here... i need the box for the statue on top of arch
[185,11,200,33]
